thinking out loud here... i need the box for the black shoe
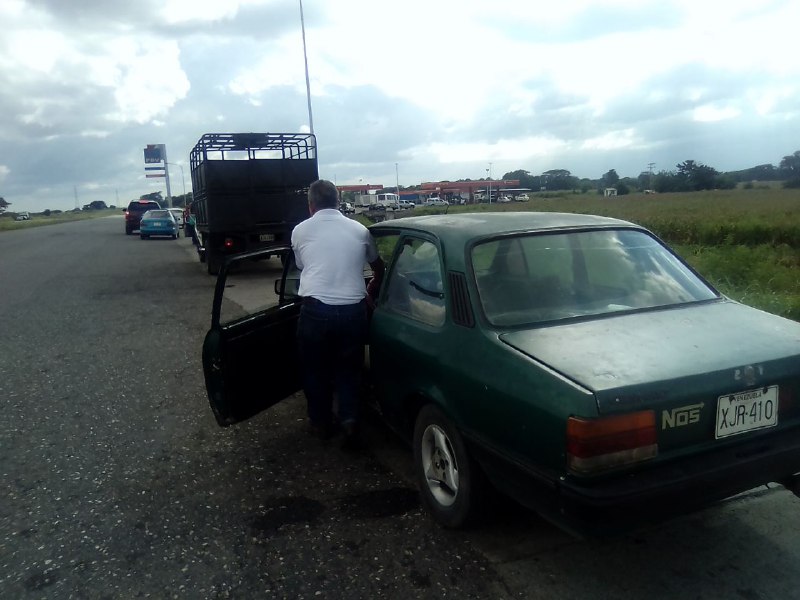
[340,422,360,452]
[308,420,337,440]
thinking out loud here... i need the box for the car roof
[370,212,639,270]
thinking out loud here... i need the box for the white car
[497,196,513,203]
[168,208,185,228]
[396,200,416,210]
[15,211,31,221]
[424,198,449,206]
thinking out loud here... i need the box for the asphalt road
[2,216,799,599]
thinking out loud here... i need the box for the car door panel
[202,247,302,427]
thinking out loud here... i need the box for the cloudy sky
[2,0,799,212]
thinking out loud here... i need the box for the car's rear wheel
[140,233,146,239]
[413,405,484,528]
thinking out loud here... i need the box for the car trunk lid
[500,300,800,456]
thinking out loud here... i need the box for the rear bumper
[140,227,177,236]
[199,229,294,256]
[473,426,800,538]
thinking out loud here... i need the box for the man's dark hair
[308,179,339,210]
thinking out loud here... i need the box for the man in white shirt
[291,180,385,450]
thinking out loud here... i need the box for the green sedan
[202,212,800,537]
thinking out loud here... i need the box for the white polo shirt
[291,208,379,305]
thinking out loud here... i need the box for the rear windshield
[129,202,159,212]
[472,228,718,326]
[144,210,170,218]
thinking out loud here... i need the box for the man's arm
[290,229,304,270]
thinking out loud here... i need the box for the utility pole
[299,0,314,135]
[486,163,492,204]
[648,162,655,191]
[74,185,79,210]
[162,145,173,208]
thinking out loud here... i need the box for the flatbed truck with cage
[189,132,318,275]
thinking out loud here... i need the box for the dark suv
[124,200,161,234]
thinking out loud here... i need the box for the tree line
[496,150,800,195]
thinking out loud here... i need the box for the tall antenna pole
[299,0,314,135]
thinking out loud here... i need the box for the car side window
[372,233,401,271]
[384,237,445,326]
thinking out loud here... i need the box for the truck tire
[207,251,221,276]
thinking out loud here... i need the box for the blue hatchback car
[139,210,179,240]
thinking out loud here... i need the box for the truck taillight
[566,411,657,475]
[224,238,234,249]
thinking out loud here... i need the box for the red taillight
[223,238,234,249]
[566,410,657,475]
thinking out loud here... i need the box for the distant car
[423,198,449,206]
[515,194,530,202]
[139,209,179,239]
[124,199,162,234]
[340,202,355,214]
[497,195,513,203]
[15,211,31,221]
[397,200,416,210]
[168,208,185,228]
[202,212,800,537]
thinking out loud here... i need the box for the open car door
[202,247,303,426]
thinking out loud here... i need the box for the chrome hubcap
[420,424,459,507]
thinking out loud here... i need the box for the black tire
[126,228,132,235]
[413,405,485,528]
[207,252,220,275]
[140,233,146,239]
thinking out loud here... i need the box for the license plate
[152,222,162,226]
[259,234,275,242]
[715,386,778,439]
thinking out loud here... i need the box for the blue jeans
[297,298,368,427]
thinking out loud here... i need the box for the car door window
[219,253,295,325]
[384,237,445,326]
[373,233,401,270]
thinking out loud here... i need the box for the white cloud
[1,0,799,211]
[692,105,740,123]
[581,129,640,151]
[108,39,190,124]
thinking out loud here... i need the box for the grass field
[415,187,800,321]
[0,208,120,231]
